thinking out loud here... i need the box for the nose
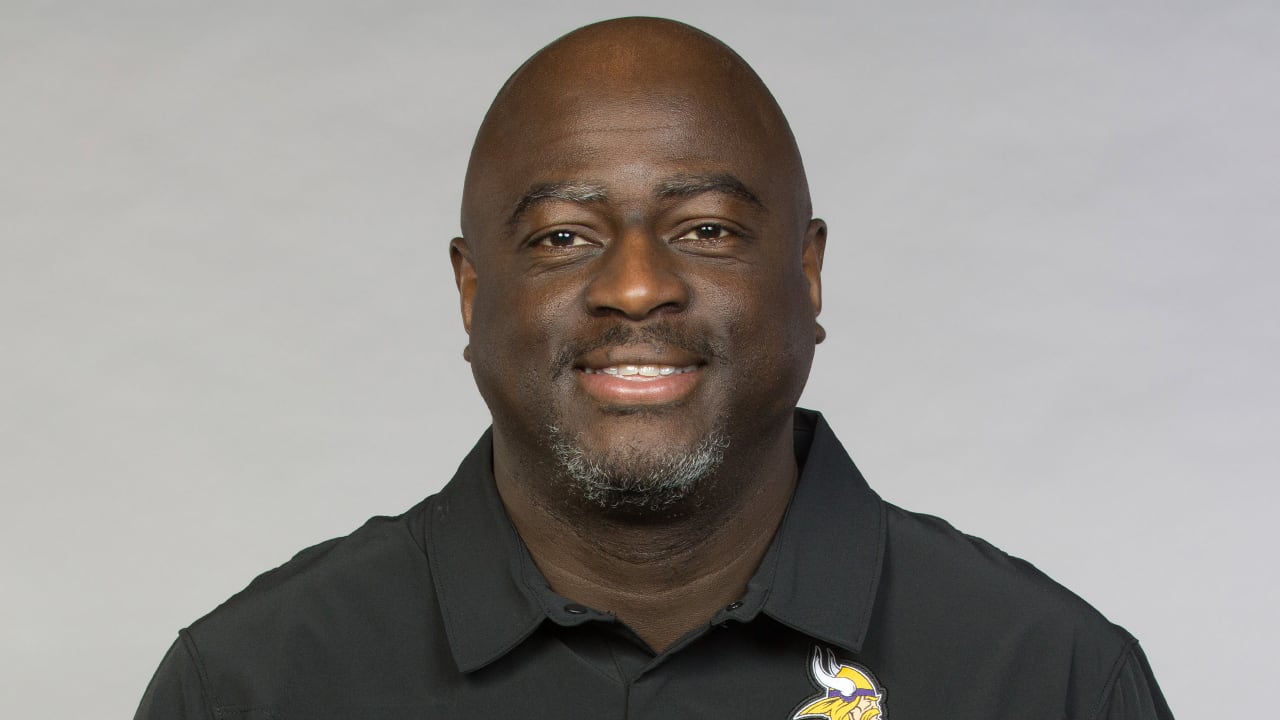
[584,230,690,319]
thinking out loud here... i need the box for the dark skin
[450,18,826,653]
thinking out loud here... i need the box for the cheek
[715,264,814,347]
[729,265,818,398]
[472,273,572,348]
[467,274,582,400]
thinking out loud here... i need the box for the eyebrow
[506,172,764,227]
[509,182,609,226]
[655,173,764,209]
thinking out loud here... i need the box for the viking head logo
[792,648,886,720]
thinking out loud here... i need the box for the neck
[493,421,797,653]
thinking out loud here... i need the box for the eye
[676,223,733,242]
[535,229,592,248]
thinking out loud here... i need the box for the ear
[802,219,827,344]
[449,237,477,336]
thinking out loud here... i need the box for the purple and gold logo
[792,648,886,720]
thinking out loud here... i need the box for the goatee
[546,424,729,514]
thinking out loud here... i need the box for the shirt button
[725,601,744,611]
[564,603,589,615]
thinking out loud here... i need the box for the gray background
[3,1,1276,717]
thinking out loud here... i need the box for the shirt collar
[425,409,886,672]
[753,408,886,655]
[424,430,547,673]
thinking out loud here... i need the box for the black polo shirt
[136,409,1173,719]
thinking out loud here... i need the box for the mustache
[551,323,727,380]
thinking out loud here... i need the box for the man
[136,17,1173,719]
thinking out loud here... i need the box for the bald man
[136,18,1173,720]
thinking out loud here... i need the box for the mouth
[574,348,705,404]
[581,364,700,380]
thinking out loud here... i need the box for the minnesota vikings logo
[792,648,886,720]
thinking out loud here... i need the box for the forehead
[463,84,790,235]
[460,25,809,234]
[526,93,765,170]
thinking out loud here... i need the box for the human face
[453,77,824,502]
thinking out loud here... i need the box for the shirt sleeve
[1099,641,1175,720]
[134,633,214,720]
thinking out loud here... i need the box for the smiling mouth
[574,361,703,404]
[581,364,700,379]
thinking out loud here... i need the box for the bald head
[460,17,811,241]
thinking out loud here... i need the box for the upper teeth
[585,364,698,377]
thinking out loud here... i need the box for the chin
[544,419,729,515]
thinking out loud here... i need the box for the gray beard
[546,424,729,513]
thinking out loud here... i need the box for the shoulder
[889,505,1120,619]
[882,503,1130,643]
[875,504,1139,716]
[191,499,434,636]
[178,498,447,708]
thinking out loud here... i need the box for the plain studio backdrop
[2,1,1276,717]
